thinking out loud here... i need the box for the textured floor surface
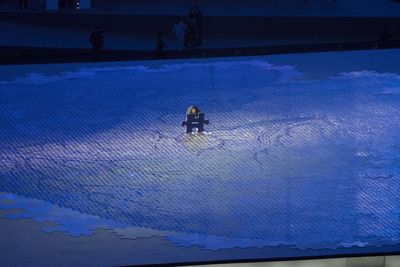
[0,49,400,265]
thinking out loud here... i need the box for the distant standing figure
[185,8,198,48]
[194,6,203,45]
[155,32,168,59]
[377,27,392,49]
[188,7,196,29]
[19,0,28,9]
[172,18,186,51]
[89,27,104,62]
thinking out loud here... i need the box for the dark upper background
[1,0,400,64]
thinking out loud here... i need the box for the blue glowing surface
[0,50,400,264]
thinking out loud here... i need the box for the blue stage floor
[0,50,400,266]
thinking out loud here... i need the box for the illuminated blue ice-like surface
[1,50,400,263]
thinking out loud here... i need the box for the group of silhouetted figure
[155,5,203,59]
[172,6,203,50]
[154,5,203,59]
[86,3,397,62]
[88,6,203,61]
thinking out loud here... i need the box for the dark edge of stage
[1,40,400,65]
[120,245,400,267]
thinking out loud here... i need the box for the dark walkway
[2,40,400,65]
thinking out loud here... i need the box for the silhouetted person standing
[377,27,392,49]
[185,8,198,48]
[155,32,167,59]
[194,6,203,45]
[19,0,28,9]
[89,27,104,62]
[172,18,186,51]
